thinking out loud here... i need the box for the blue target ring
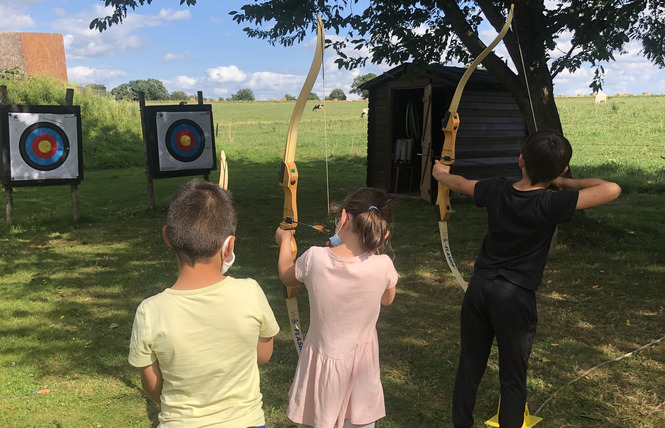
[165,119,205,162]
[19,122,70,171]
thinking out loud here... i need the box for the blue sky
[1,0,664,100]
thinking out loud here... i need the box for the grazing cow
[361,107,369,118]
[312,104,324,111]
[179,101,187,105]
[594,92,607,106]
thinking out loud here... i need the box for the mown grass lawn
[1,95,663,427]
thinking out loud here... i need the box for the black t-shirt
[473,178,579,291]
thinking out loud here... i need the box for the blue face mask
[329,232,342,247]
[329,217,343,247]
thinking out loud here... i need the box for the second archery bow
[437,5,514,292]
[279,14,325,355]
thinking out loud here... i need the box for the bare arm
[551,177,621,210]
[139,361,163,404]
[275,228,300,287]
[381,286,396,306]
[432,160,478,196]
[257,337,274,365]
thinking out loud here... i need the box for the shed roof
[359,63,503,91]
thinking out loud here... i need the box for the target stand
[139,91,216,208]
[1,87,83,226]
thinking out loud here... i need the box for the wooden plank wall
[366,85,393,191]
[453,89,526,180]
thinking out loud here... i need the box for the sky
[1,0,664,101]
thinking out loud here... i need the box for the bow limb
[436,4,514,292]
[279,14,325,355]
[218,150,228,190]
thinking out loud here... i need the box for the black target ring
[18,122,70,171]
[165,119,206,162]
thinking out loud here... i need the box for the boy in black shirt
[432,130,621,428]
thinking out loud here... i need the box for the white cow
[594,92,607,106]
[361,107,369,118]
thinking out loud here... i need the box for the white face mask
[220,236,236,274]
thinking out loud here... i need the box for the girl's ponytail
[340,188,392,254]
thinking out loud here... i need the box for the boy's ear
[162,226,172,247]
[518,154,525,168]
[223,235,236,260]
[560,165,569,176]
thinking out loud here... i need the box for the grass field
[0,95,663,427]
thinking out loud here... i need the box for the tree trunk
[444,1,565,135]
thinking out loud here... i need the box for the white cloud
[162,52,193,63]
[53,5,192,62]
[67,65,127,86]
[206,65,247,83]
[0,4,35,30]
[142,9,191,26]
[164,75,199,89]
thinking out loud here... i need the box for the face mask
[221,236,236,274]
[328,217,343,247]
[329,232,342,247]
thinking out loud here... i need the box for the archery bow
[279,14,325,355]
[437,5,514,292]
[219,150,228,190]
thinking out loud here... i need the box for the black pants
[452,276,537,428]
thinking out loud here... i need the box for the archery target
[19,122,70,170]
[156,111,214,171]
[7,112,80,181]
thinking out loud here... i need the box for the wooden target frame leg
[4,186,13,228]
[71,184,80,220]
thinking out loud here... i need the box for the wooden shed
[361,63,527,202]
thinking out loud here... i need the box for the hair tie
[368,205,378,211]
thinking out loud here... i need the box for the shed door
[420,84,433,201]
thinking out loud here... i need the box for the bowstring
[321,28,330,218]
[512,16,538,132]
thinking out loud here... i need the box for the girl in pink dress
[275,187,398,428]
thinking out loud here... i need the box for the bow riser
[437,112,460,222]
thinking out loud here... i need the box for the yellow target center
[38,139,53,153]
[180,135,191,147]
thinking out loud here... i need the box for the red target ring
[32,134,58,158]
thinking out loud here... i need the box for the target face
[165,119,205,162]
[4,111,82,183]
[154,110,215,172]
[18,122,70,170]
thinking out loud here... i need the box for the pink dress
[287,247,398,428]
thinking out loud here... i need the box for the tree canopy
[169,90,189,101]
[350,73,376,98]
[91,1,665,132]
[110,78,169,101]
[230,88,255,101]
[327,88,347,101]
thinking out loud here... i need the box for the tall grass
[0,75,144,170]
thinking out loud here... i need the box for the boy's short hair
[520,130,573,185]
[165,179,237,266]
